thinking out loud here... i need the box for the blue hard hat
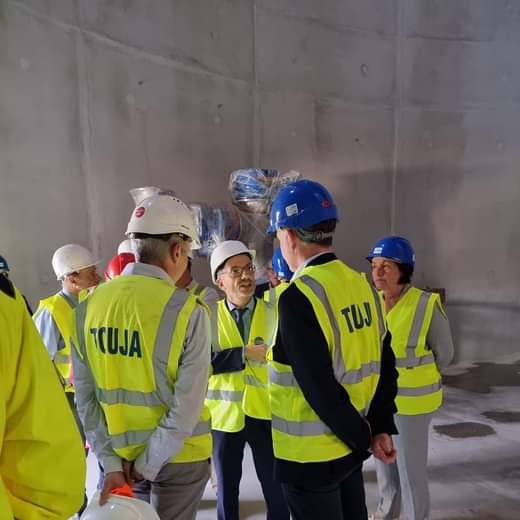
[271,247,293,281]
[0,255,9,273]
[366,236,415,266]
[267,180,338,235]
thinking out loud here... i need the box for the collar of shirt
[291,251,333,281]
[121,262,175,286]
[60,289,79,306]
[226,296,256,315]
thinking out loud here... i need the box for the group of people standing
[1,178,453,520]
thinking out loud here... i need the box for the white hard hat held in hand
[80,491,160,520]
[126,194,201,250]
[52,244,100,280]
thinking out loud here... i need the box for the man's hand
[245,344,268,363]
[371,433,397,464]
[122,460,134,483]
[99,471,127,505]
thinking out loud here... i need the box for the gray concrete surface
[1,1,519,362]
[85,354,520,519]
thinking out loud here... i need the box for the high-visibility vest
[206,298,275,432]
[1,284,86,519]
[74,275,211,463]
[384,287,443,415]
[190,282,209,301]
[268,260,385,463]
[263,282,290,306]
[34,292,76,392]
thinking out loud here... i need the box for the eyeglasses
[220,265,256,278]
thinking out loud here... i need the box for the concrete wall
[1,0,518,362]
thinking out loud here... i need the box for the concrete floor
[86,354,520,519]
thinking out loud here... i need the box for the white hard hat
[210,240,256,283]
[117,239,134,255]
[52,244,99,280]
[126,194,201,249]
[81,491,160,520]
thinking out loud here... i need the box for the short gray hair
[131,234,188,265]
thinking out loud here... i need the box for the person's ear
[285,229,298,250]
[169,241,183,263]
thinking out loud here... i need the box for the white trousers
[375,413,433,520]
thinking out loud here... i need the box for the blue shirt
[226,297,256,342]
[33,289,78,360]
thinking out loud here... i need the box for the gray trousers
[133,460,210,520]
[374,413,433,520]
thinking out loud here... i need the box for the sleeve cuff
[134,455,162,482]
[102,455,123,474]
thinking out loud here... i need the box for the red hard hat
[104,252,135,281]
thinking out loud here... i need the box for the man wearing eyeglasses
[207,241,289,520]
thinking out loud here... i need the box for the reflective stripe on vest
[272,414,332,436]
[404,291,430,368]
[206,298,274,432]
[269,260,382,463]
[76,280,211,462]
[385,287,443,414]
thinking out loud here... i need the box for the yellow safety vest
[268,260,385,463]
[190,282,209,300]
[384,287,443,415]
[263,282,290,306]
[34,292,75,392]
[1,284,86,519]
[74,275,211,463]
[206,298,275,432]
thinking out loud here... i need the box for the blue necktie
[233,308,246,341]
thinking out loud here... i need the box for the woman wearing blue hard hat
[266,179,399,520]
[367,236,454,520]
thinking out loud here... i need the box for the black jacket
[272,252,398,485]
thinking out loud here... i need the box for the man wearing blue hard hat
[266,179,399,520]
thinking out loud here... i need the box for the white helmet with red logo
[126,194,201,249]
[81,491,160,520]
[52,244,100,280]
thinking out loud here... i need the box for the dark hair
[295,219,336,246]
[397,263,414,284]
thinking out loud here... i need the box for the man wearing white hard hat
[34,244,101,392]
[207,240,289,520]
[71,194,212,520]
[33,243,101,516]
